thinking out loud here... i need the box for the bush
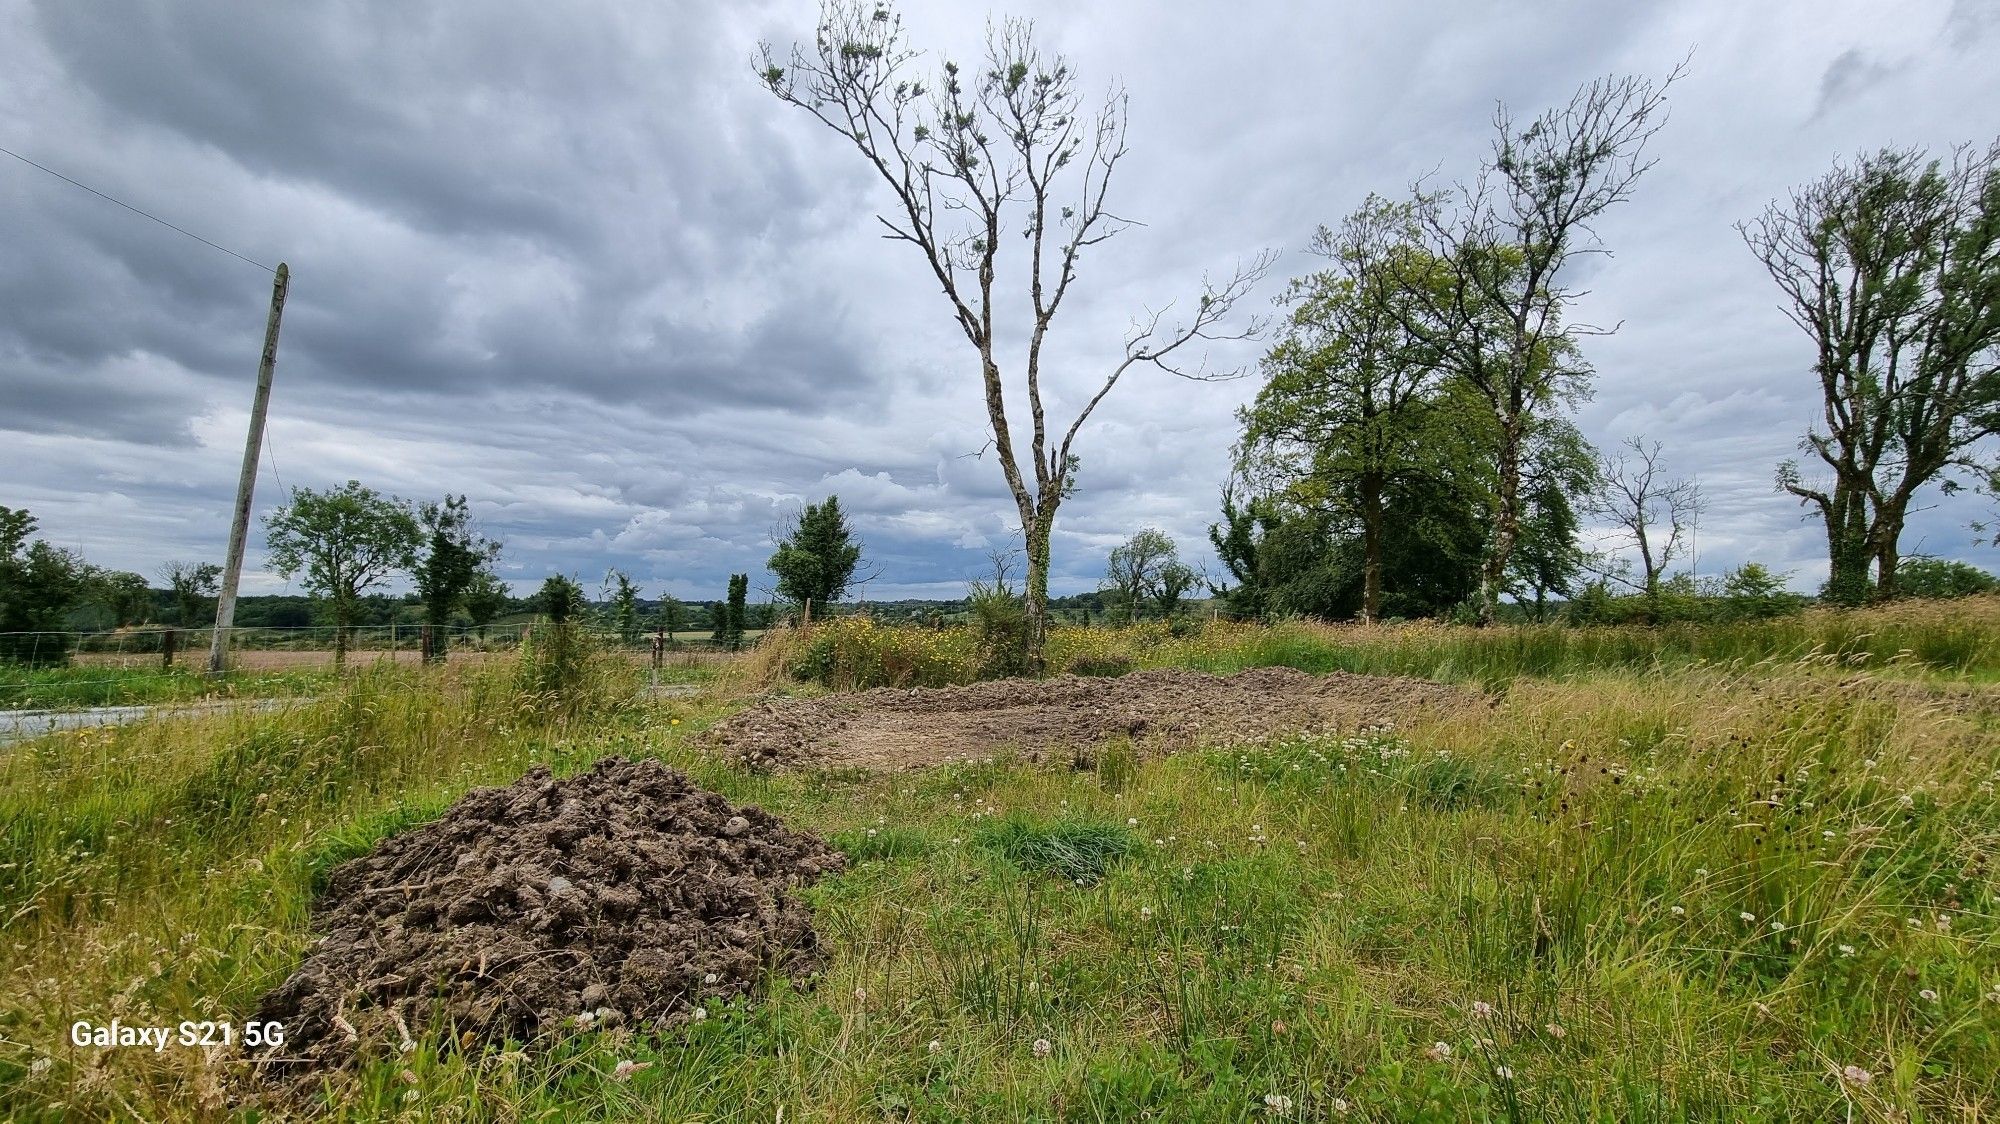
[1720,562,1803,620]
[966,573,1029,679]
[516,620,623,713]
[1895,557,1998,600]
[792,617,979,690]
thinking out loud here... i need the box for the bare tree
[1584,437,1703,615]
[1393,67,1681,623]
[1742,142,2000,602]
[759,2,1270,670]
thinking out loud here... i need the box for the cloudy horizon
[4,0,1997,604]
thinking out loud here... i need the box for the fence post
[651,627,664,691]
[420,623,433,663]
[162,627,178,671]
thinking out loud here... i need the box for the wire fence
[0,623,742,712]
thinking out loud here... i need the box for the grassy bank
[1,619,1996,1120]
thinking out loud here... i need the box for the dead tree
[759,2,1270,671]
[1584,436,1704,616]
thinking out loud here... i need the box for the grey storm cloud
[3,0,1998,602]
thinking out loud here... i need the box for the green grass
[0,663,335,711]
[0,617,1996,1120]
[773,595,2000,693]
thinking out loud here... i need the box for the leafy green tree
[760,2,1269,671]
[768,496,864,615]
[713,573,749,649]
[1104,529,1178,624]
[534,574,586,624]
[461,569,511,642]
[1894,557,1998,599]
[1720,563,1800,620]
[412,495,501,661]
[0,507,94,665]
[95,570,154,627]
[1745,141,2000,602]
[1507,419,1598,617]
[1208,484,1274,620]
[1241,198,1452,621]
[263,481,421,667]
[160,561,221,627]
[1390,69,1678,622]
[657,596,687,641]
[604,569,644,644]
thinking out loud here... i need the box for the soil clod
[251,756,842,1084]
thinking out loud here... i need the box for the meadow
[0,599,1995,1121]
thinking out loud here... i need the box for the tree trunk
[1478,432,1523,626]
[1023,505,1055,675]
[1871,498,1908,599]
[1359,470,1384,624]
[1822,486,1874,606]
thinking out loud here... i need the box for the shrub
[792,617,979,690]
[966,572,1029,679]
[1895,557,1998,600]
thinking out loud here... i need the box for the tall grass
[0,663,334,710]
[1,613,1995,1119]
[757,596,2000,693]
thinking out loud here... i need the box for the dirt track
[704,666,1484,772]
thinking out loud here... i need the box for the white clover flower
[612,1059,652,1082]
[1470,1000,1495,1019]
[1032,1038,1053,1058]
[927,1039,943,1055]
[1544,1022,1565,1039]
[1424,1041,1452,1061]
[1740,911,1756,923]
[1838,944,1856,957]
[1670,905,1686,916]
[1494,1065,1514,1079]
[1919,988,1939,1002]
[1840,1065,1872,1086]
[692,1006,708,1021]
[1770,920,1786,932]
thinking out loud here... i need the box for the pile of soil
[252,756,843,1080]
[706,666,1483,772]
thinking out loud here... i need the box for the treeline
[1200,119,2000,626]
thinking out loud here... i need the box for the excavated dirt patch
[251,756,842,1085]
[706,666,1485,772]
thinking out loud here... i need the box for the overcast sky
[3,0,1997,603]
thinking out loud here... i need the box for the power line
[0,143,277,275]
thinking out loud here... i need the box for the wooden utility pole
[208,262,290,674]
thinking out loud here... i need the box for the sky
[2,0,1997,603]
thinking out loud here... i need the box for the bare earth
[704,666,1486,772]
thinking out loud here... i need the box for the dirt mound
[252,756,843,1082]
[706,666,1482,772]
